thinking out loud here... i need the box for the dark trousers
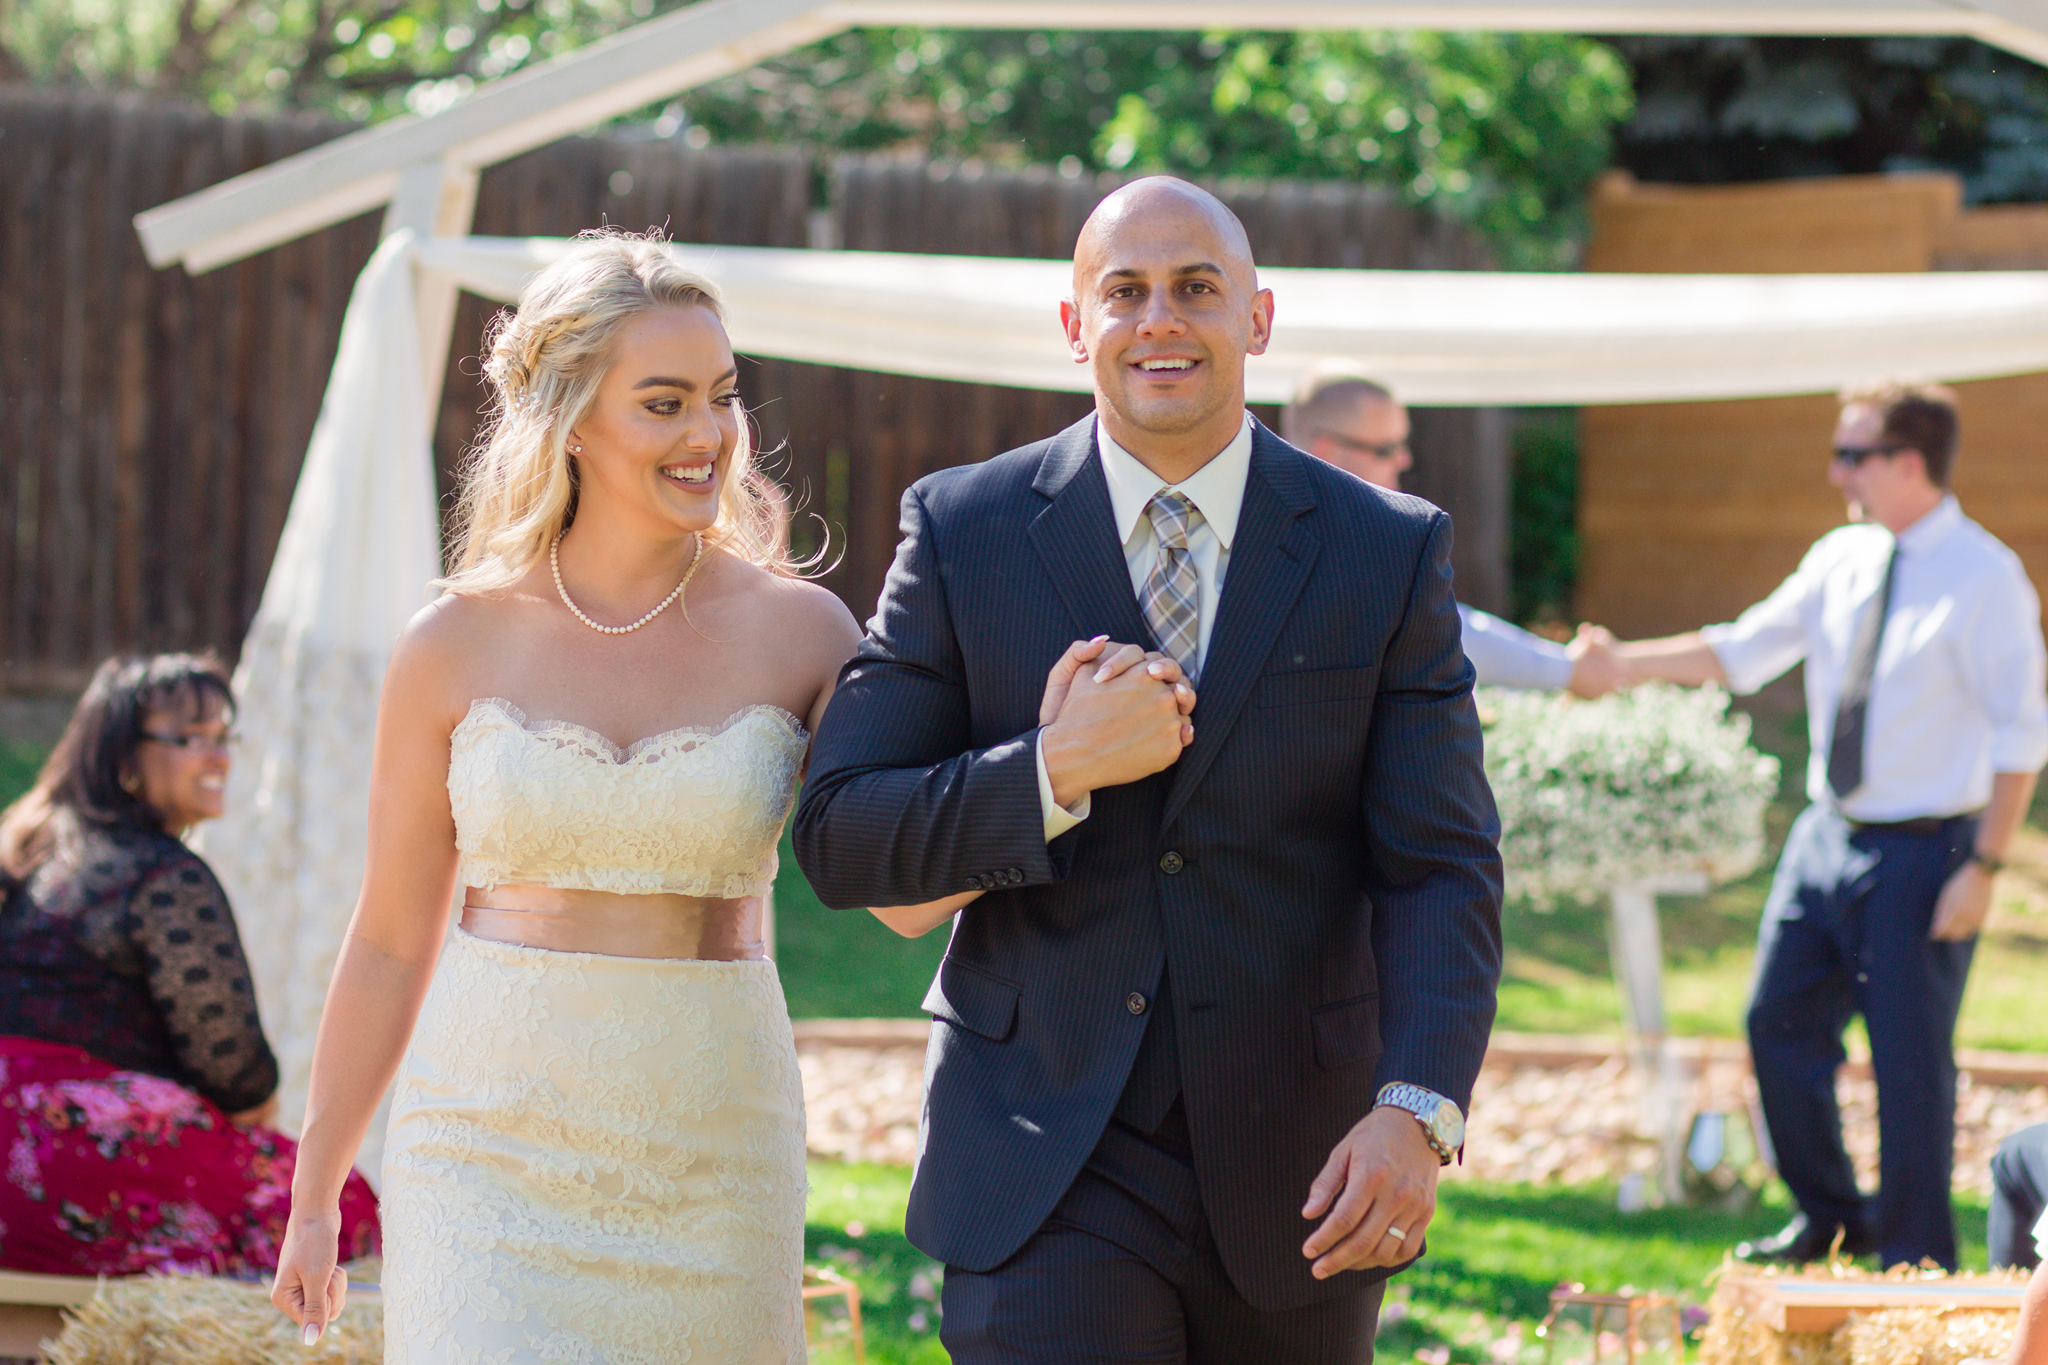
[941,1106,1384,1364]
[1990,1123,2048,1269]
[1747,805,1977,1270]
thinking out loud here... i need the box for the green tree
[1613,35,2048,203]
[679,29,1634,267]
[1,2,1632,264]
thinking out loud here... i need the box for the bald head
[1057,176,1274,477]
[1073,177,1257,298]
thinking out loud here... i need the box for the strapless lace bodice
[448,697,807,899]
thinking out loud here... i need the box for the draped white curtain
[195,231,442,1182]
[425,235,2048,406]
[198,230,2048,1177]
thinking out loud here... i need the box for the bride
[268,232,973,1362]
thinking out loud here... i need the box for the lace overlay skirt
[381,929,807,1364]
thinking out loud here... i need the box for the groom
[796,177,1503,1362]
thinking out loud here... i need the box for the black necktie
[1827,545,1899,801]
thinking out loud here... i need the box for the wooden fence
[1,85,1507,691]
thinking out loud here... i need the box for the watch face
[1430,1101,1465,1150]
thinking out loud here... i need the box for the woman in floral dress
[0,653,379,1276]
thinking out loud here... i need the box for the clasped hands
[1038,637,1198,808]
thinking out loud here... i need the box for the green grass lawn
[801,1160,1990,1364]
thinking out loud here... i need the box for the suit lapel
[1161,425,1320,830]
[1027,416,1153,646]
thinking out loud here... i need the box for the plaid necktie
[1140,491,1203,683]
[1827,544,1899,801]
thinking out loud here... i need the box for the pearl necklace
[551,533,703,635]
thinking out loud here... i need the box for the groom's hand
[1042,640,1195,808]
[1039,639,1195,726]
[1300,1106,1440,1279]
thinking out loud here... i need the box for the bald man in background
[1283,371,1626,699]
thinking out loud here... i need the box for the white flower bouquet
[1480,682,1780,907]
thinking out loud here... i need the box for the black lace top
[0,811,277,1113]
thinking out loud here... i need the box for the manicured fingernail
[1094,669,1111,682]
[303,1322,322,1346]
[1090,634,1108,643]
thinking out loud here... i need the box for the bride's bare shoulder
[736,563,859,653]
[385,576,551,709]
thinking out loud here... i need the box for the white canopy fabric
[419,235,2048,405]
[195,231,441,1183]
[202,229,2048,1176]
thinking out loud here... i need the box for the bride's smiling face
[567,303,741,535]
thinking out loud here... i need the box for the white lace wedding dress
[379,698,811,1365]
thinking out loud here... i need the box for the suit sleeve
[794,484,1064,909]
[1363,513,1505,1112]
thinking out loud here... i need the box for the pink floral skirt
[0,1036,379,1276]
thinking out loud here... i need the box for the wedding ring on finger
[1384,1226,1407,1243]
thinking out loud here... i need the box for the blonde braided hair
[439,230,799,596]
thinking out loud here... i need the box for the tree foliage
[682,29,1633,267]
[1,2,1632,266]
[1614,35,2048,203]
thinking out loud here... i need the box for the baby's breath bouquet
[1480,683,1780,908]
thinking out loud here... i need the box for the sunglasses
[1315,431,1410,461]
[1832,444,1907,467]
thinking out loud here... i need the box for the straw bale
[1702,1263,2027,1365]
[1699,1288,1844,1365]
[43,1262,382,1365]
[1843,1309,2015,1365]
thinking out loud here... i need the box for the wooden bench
[0,1270,105,1360]
[1718,1274,2029,1333]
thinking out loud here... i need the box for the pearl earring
[568,442,583,453]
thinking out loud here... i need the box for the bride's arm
[271,606,466,1338]
[795,592,983,939]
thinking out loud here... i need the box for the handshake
[1038,638,1199,810]
[1564,623,1636,700]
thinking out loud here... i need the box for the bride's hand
[270,1206,347,1344]
[1039,639,1193,726]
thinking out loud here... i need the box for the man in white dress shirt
[1618,382,2048,1270]
[1282,371,1627,697]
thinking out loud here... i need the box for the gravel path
[799,1033,2048,1197]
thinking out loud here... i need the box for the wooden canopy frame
[133,0,2048,402]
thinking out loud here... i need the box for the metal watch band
[1375,1082,1459,1165]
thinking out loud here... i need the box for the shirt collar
[1096,413,1255,550]
[1895,494,1963,558]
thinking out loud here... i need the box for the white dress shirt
[1034,414,1256,840]
[1702,496,2048,821]
[1460,604,1573,691]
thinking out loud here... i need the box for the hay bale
[43,1267,381,1365]
[1699,1287,1844,1365]
[1844,1310,2015,1365]
[1704,1263,2026,1365]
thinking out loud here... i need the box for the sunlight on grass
[805,1163,946,1365]
[802,1164,1991,1364]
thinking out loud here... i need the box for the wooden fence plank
[1,88,1506,690]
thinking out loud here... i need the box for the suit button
[1127,992,1148,1015]
[1159,851,1184,875]
[1006,867,1023,884]
[978,874,995,890]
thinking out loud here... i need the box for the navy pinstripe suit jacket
[794,415,1503,1312]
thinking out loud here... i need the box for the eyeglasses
[1832,444,1907,467]
[140,731,237,753]
[1314,431,1410,461]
